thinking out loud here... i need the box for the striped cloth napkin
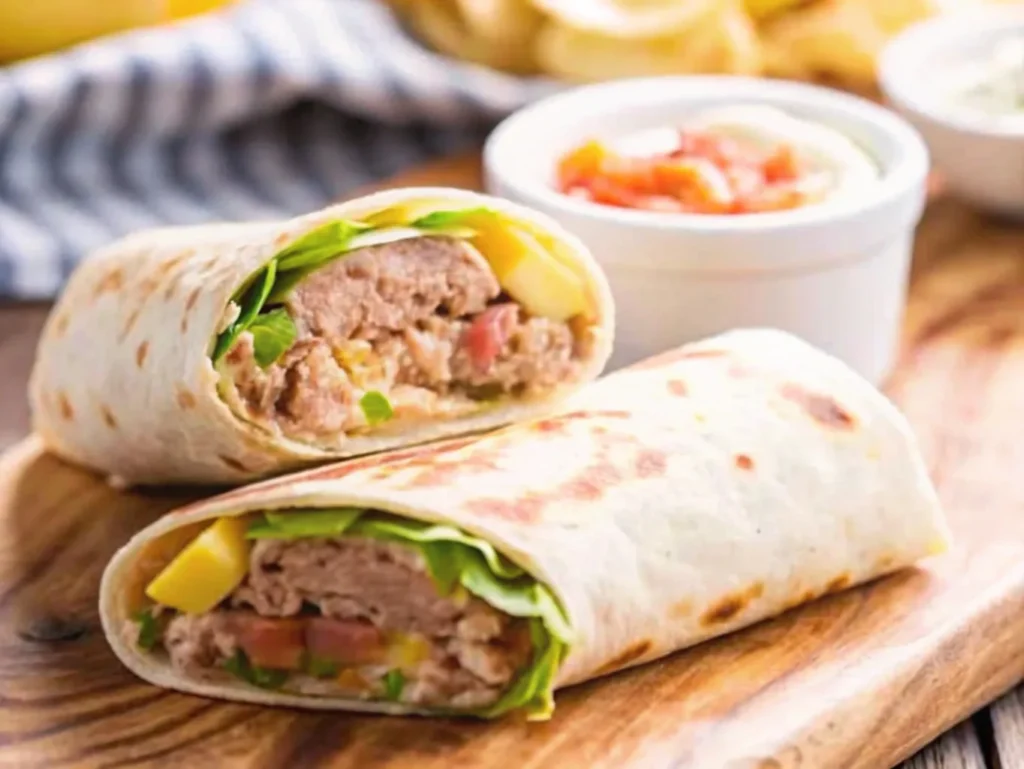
[0,0,556,299]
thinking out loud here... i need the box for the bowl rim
[879,6,1024,138]
[483,75,929,235]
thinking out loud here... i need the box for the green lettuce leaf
[274,220,372,273]
[211,259,278,363]
[410,207,499,230]
[245,508,363,539]
[248,308,298,368]
[359,391,394,426]
[223,649,289,690]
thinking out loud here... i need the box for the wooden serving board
[2,155,1024,769]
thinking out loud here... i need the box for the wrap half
[29,188,614,486]
[99,329,950,719]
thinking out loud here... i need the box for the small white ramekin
[879,7,1024,218]
[483,76,929,385]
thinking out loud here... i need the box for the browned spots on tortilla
[557,460,623,502]
[156,249,193,276]
[92,268,124,299]
[635,449,667,479]
[163,280,178,301]
[667,379,688,397]
[180,315,189,334]
[876,553,896,570]
[135,341,149,368]
[99,404,118,429]
[401,454,500,489]
[120,308,141,339]
[780,383,855,430]
[628,346,729,372]
[57,392,74,422]
[684,349,729,360]
[176,387,197,410]
[728,363,754,378]
[670,599,692,618]
[532,409,632,434]
[274,232,292,248]
[53,313,70,337]
[701,582,765,626]
[185,286,202,312]
[138,276,160,302]
[798,589,818,604]
[465,495,546,523]
[825,573,852,594]
[218,455,250,473]
[596,640,653,675]
[735,453,755,471]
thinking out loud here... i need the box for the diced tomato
[230,616,306,671]
[762,145,800,183]
[557,140,608,188]
[462,304,518,372]
[304,617,387,666]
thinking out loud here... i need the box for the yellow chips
[385,0,997,91]
[392,0,544,74]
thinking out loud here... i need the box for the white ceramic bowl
[483,76,929,384]
[879,8,1024,218]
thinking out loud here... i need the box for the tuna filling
[155,537,533,708]
[219,236,587,444]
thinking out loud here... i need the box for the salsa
[556,130,820,215]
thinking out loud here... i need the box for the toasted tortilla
[28,188,615,487]
[99,329,950,716]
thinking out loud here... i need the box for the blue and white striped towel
[0,0,558,299]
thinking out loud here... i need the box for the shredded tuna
[160,537,532,708]
[220,235,586,443]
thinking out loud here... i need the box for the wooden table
[2,178,1024,769]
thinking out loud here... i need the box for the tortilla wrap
[29,188,614,487]
[99,328,949,718]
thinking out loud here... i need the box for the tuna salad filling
[133,509,572,718]
[211,206,597,448]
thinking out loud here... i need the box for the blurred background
[0,0,1016,299]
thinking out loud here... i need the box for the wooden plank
[904,719,987,769]
[991,688,1024,769]
[1,158,1023,769]
[0,303,49,451]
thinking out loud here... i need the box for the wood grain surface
[2,156,1024,769]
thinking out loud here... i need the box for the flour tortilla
[28,187,614,487]
[99,328,950,716]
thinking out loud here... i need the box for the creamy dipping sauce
[556,105,880,215]
[945,37,1024,128]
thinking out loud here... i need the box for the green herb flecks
[134,609,160,651]
[248,308,298,368]
[223,649,289,690]
[382,669,406,701]
[306,656,340,679]
[359,391,394,426]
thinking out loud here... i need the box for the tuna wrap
[29,188,614,486]
[99,329,950,719]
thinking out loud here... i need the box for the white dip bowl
[880,7,1024,219]
[483,76,929,385]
